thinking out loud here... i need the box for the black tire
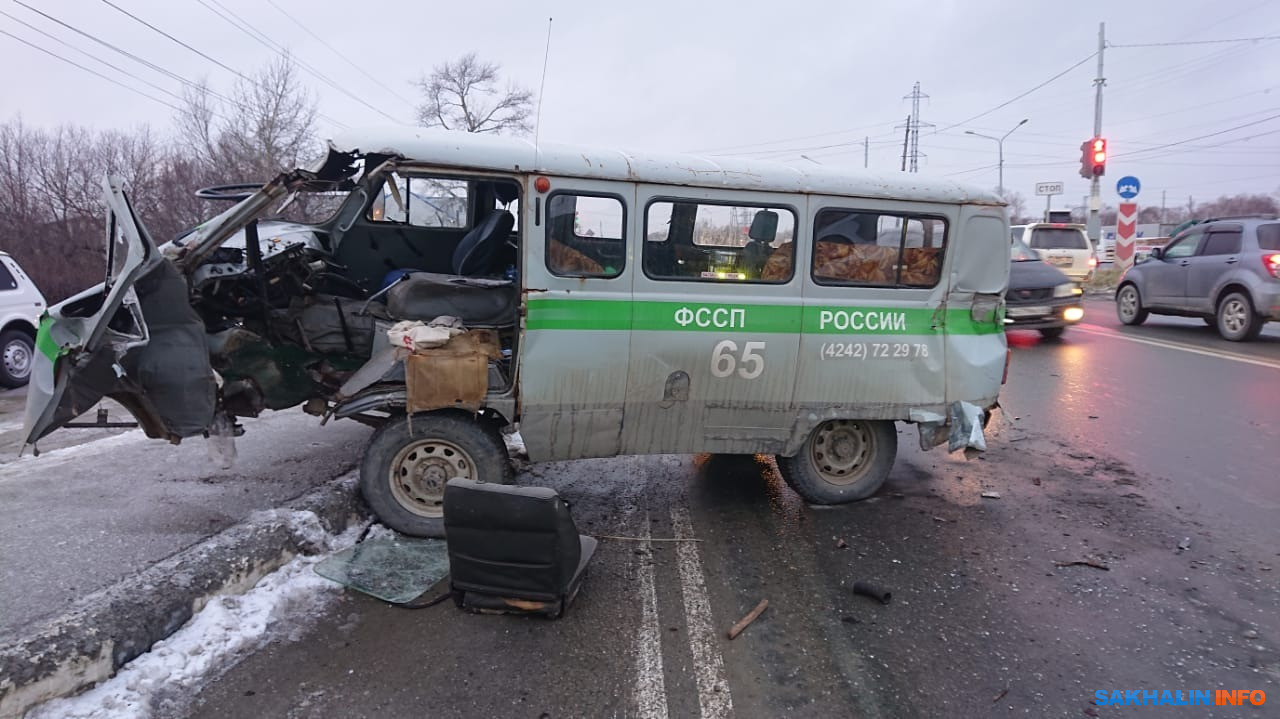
[1115,284,1148,326]
[1038,327,1066,340]
[777,419,897,504]
[0,330,34,388]
[359,411,512,537]
[1215,291,1262,342]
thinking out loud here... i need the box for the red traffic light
[1079,137,1107,178]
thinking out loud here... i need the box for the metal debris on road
[993,688,1009,703]
[834,537,849,549]
[852,581,892,605]
[981,491,1002,499]
[1053,559,1110,571]
[727,599,769,640]
[1177,537,1191,553]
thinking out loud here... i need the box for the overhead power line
[1112,111,1280,158]
[1110,34,1280,48]
[0,29,184,113]
[933,52,1098,135]
[264,0,416,108]
[194,0,406,124]
[0,9,190,106]
[96,0,249,80]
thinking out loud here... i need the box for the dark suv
[1115,217,1280,341]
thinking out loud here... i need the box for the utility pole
[864,136,869,169]
[1087,22,1106,246]
[900,115,910,172]
[900,82,934,172]
[1161,189,1167,227]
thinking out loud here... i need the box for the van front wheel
[359,412,511,537]
[777,419,897,504]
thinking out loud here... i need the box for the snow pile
[26,513,367,719]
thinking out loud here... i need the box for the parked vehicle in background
[0,252,46,387]
[1005,238,1084,339]
[1116,216,1280,341]
[1010,223,1096,285]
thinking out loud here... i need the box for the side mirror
[1148,247,1163,260]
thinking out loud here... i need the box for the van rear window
[1029,228,1088,250]
[1257,224,1280,250]
[811,209,947,288]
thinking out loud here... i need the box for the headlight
[1053,283,1083,298]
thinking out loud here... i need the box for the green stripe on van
[526,298,1002,335]
[35,314,59,361]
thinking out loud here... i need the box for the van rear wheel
[359,412,511,537]
[777,419,897,504]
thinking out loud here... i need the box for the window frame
[544,189,628,279]
[809,206,950,289]
[1198,225,1243,256]
[365,173,474,229]
[641,196,799,285]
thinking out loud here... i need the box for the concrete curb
[0,476,369,719]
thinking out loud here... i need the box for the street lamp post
[965,119,1028,197]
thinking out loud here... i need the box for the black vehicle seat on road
[444,478,597,618]
[452,210,514,276]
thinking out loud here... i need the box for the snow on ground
[26,513,370,719]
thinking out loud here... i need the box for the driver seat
[452,209,514,276]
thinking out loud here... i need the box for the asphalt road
[182,298,1280,719]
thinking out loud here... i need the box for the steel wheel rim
[1222,299,1247,334]
[809,420,875,485]
[1118,288,1138,321]
[387,438,476,518]
[3,339,31,379]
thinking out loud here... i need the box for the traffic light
[1079,137,1107,178]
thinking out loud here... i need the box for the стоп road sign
[1035,182,1064,196]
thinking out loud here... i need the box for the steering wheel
[195,183,265,202]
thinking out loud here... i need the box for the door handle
[1178,260,1189,267]
[1225,258,1238,264]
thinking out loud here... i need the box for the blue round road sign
[1116,176,1140,199]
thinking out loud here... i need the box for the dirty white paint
[330,127,1000,205]
[670,506,733,718]
[633,512,669,719]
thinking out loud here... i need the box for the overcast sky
[3,0,1278,211]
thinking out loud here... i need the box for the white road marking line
[670,506,734,719]
[634,512,670,719]
[1075,324,1280,370]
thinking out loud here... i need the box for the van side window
[546,193,625,278]
[812,209,946,287]
[0,262,16,291]
[643,200,796,283]
[369,175,469,228]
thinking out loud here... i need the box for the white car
[1010,223,1097,285]
[0,252,46,387]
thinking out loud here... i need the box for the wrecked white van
[24,130,1010,536]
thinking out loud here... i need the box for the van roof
[330,127,1004,207]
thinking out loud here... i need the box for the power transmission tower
[898,82,934,172]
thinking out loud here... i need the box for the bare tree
[415,53,534,134]
[177,53,318,182]
[999,189,1028,224]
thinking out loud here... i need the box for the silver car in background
[1115,216,1280,341]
